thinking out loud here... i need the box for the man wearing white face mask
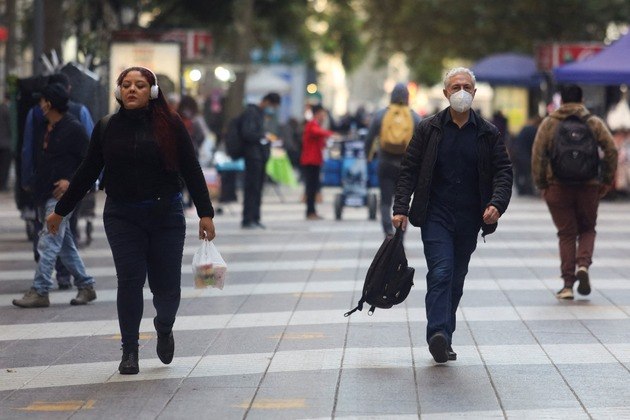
[392,67,513,363]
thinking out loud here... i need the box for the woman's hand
[199,217,216,240]
[46,212,63,235]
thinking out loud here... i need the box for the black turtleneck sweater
[55,106,214,218]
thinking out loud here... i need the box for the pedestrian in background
[300,104,335,220]
[511,115,542,196]
[177,95,214,206]
[46,66,216,375]
[392,67,513,363]
[531,84,617,300]
[241,92,281,229]
[21,73,94,290]
[365,83,421,237]
[12,83,95,309]
[0,93,12,191]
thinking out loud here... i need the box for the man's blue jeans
[33,198,94,295]
[421,219,479,344]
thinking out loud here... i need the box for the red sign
[0,26,8,42]
[535,43,604,71]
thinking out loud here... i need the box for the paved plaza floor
[0,185,629,419]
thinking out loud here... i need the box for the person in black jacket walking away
[45,67,216,375]
[12,83,96,308]
[240,92,281,229]
[392,67,513,363]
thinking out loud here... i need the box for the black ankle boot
[119,349,139,374]
[154,318,175,364]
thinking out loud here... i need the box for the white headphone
[114,66,159,101]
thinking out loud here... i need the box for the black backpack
[225,114,244,160]
[550,114,599,183]
[344,227,415,317]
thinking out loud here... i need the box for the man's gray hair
[443,67,476,89]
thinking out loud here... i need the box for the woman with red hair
[47,66,216,374]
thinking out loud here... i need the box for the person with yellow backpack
[365,83,421,236]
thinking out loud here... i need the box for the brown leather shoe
[70,286,96,305]
[306,213,324,220]
[12,288,50,308]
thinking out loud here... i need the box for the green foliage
[363,0,630,84]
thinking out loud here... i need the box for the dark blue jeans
[103,194,186,352]
[421,219,479,345]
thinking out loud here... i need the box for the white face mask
[449,89,474,113]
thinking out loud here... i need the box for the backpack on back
[225,114,244,160]
[379,104,414,154]
[550,114,599,183]
[344,227,415,317]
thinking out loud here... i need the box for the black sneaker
[448,346,457,361]
[428,332,449,363]
[154,318,175,364]
[118,350,139,375]
[576,267,591,296]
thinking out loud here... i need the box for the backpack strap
[343,299,364,317]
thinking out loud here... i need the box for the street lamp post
[33,0,44,75]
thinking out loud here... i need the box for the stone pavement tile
[223,250,283,262]
[555,364,630,409]
[317,248,362,260]
[522,267,562,281]
[277,249,327,262]
[584,319,630,342]
[161,329,220,359]
[250,371,338,419]
[543,343,617,365]
[308,268,361,282]
[0,336,90,368]
[294,290,355,311]
[346,322,412,348]
[147,378,254,420]
[177,294,249,316]
[206,325,285,355]
[275,324,348,351]
[459,290,512,307]
[38,299,119,323]
[263,269,312,283]
[501,290,560,306]
[463,266,493,280]
[415,365,502,415]
[335,368,418,417]
[87,380,190,419]
[466,321,536,345]
[223,270,268,284]
[598,289,630,305]
[504,407,589,419]
[0,383,104,419]
[487,365,582,411]
[526,320,598,344]
[236,292,301,314]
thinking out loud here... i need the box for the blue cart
[322,134,378,221]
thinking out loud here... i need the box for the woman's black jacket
[55,106,214,218]
[393,108,513,237]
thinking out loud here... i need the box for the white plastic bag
[192,240,227,289]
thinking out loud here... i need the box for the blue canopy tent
[471,53,543,87]
[553,33,630,84]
